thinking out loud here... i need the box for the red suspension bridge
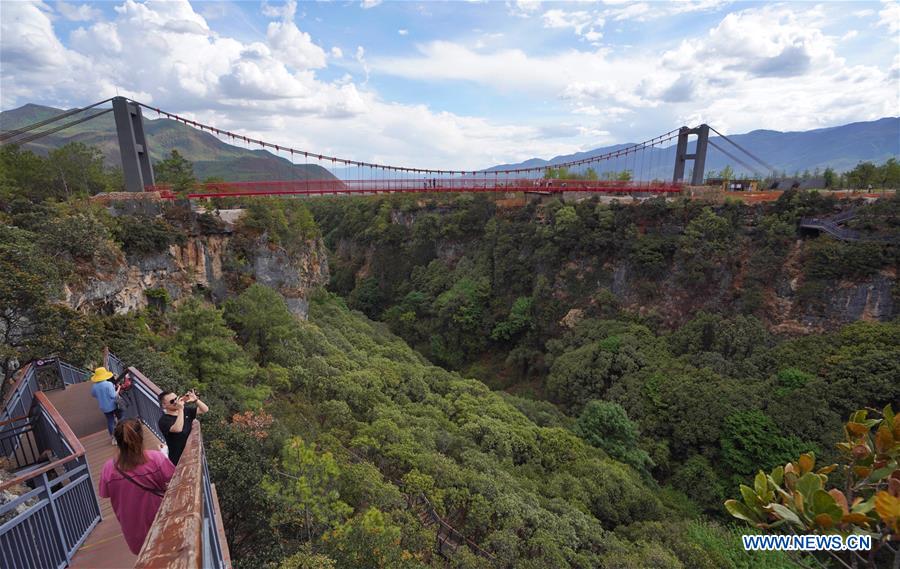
[1,97,774,199]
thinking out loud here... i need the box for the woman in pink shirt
[99,418,175,555]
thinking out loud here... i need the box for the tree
[720,410,810,485]
[490,296,533,341]
[823,167,836,188]
[553,205,579,233]
[718,165,734,182]
[48,142,109,198]
[577,400,653,476]
[670,455,724,513]
[154,149,197,192]
[878,158,900,189]
[845,161,878,189]
[0,144,52,203]
[169,299,266,409]
[265,436,352,544]
[224,284,298,365]
[0,225,58,378]
[321,508,419,569]
[677,208,734,284]
[204,415,285,568]
[279,546,337,569]
[726,406,900,569]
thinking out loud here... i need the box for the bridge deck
[46,383,161,569]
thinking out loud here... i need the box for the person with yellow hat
[91,367,122,445]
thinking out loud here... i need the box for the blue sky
[1,0,898,169]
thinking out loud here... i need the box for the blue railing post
[42,471,72,566]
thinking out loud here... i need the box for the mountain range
[1,102,897,182]
[0,103,335,182]
[488,118,900,179]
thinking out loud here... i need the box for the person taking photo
[157,389,208,466]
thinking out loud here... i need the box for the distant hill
[0,103,336,182]
[488,118,900,179]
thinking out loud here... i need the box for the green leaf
[811,490,842,522]
[868,466,894,482]
[726,499,760,524]
[754,471,768,496]
[851,496,876,514]
[796,472,822,500]
[769,503,803,526]
[783,471,798,491]
[740,485,762,509]
[770,465,784,486]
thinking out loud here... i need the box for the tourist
[99,419,175,555]
[157,389,208,466]
[90,367,121,445]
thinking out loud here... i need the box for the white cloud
[267,18,327,70]
[356,45,370,84]
[560,0,730,26]
[398,29,408,35]
[2,1,588,169]
[372,4,897,137]
[841,30,858,41]
[507,0,541,18]
[261,0,294,19]
[1,2,97,107]
[542,9,604,36]
[56,1,101,21]
[583,29,603,42]
[361,0,382,9]
[1,0,896,171]
[877,1,900,34]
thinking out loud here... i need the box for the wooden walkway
[46,383,161,569]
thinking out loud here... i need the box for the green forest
[1,143,899,568]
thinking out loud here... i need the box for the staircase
[799,207,898,243]
[0,351,231,569]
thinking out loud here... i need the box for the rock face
[251,236,329,319]
[64,210,329,319]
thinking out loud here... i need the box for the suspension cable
[708,125,775,174]
[134,99,679,177]
[1,108,113,147]
[0,98,114,142]
[707,139,762,178]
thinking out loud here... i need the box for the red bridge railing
[147,178,682,199]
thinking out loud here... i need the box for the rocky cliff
[65,206,329,319]
[602,240,896,333]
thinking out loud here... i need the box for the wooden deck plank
[46,383,108,438]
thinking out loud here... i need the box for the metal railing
[799,218,863,241]
[117,367,165,442]
[800,207,899,243]
[1,358,89,431]
[0,392,101,569]
[407,493,495,561]
[104,349,126,378]
[134,421,231,569]
[0,364,38,430]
